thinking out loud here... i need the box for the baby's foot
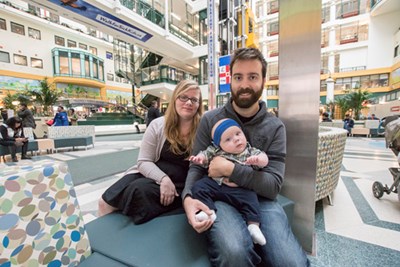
[248,224,266,245]
[195,210,217,222]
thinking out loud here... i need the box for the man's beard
[231,86,263,108]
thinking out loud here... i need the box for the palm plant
[346,89,370,120]
[2,91,19,110]
[334,96,350,119]
[24,78,62,116]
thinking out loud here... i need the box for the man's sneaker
[12,157,18,162]
[21,155,32,160]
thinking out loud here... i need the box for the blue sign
[219,55,230,93]
[48,0,152,42]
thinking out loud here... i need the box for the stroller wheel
[372,181,384,199]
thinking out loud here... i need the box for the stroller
[372,116,400,201]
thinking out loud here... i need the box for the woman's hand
[183,196,214,233]
[159,176,178,206]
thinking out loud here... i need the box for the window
[28,27,41,40]
[106,51,113,60]
[14,54,27,66]
[89,46,97,55]
[59,51,69,74]
[11,22,25,35]
[79,43,87,50]
[31,58,43,68]
[0,51,10,63]
[55,35,65,46]
[93,58,98,79]
[0,18,6,30]
[67,39,77,48]
[71,52,81,75]
[107,73,114,81]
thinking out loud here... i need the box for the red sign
[391,106,400,112]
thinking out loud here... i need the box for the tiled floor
[51,134,400,266]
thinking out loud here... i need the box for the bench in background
[47,125,95,151]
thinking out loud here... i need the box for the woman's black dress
[102,140,189,224]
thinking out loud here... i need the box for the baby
[190,118,268,245]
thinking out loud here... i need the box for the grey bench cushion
[85,195,294,267]
[53,136,93,150]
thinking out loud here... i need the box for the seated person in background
[190,118,268,245]
[53,106,69,126]
[0,117,32,162]
[343,114,354,133]
[370,114,379,120]
[98,80,203,223]
[322,112,332,122]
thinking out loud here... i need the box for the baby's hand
[189,155,204,165]
[246,154,269,168]
[245,156,259,165]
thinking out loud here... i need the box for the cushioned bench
[47,125,95,152]
[0,160,295,267]
[316,127,347,204]
[82,195,294,267]
[53,136,94,152]
[0,140,38,161]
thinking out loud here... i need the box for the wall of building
[0,7,131,95]
[339,47,368,69]
[368,10,400,68]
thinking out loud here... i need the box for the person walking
[146,100,161,127]
[53,106,69,126]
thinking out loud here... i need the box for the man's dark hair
[230,48,267,79]
[151,100,158,107]
[20,103,27,108]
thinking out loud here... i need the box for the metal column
[278,0,321,253]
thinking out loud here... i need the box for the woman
[98,80,203,224]
[0,117,31,162]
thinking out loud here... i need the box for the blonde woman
[98,80,203,224]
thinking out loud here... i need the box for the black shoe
[21,155,32,160]
[12,157,18,162]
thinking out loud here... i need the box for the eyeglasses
[177,95,199,104]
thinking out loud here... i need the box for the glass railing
[120,0,165,27]
[135,64,198,86]
[370,0,383,9]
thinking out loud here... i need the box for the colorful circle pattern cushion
[0,161,91,266]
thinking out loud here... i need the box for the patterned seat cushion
[0,161,91,266]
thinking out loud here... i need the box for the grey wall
[278,0,322,253]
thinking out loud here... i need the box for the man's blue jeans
[206,199,309,267]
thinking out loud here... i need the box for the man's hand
[183,196,214,233]
[208,156,234,178]
[159,176,178,206]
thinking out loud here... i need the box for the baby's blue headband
[213,119,241,147]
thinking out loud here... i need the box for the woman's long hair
[164,80,203,155]
[5,117,22,130]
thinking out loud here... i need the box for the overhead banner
[219,55,231,93]
[47,0,152,42]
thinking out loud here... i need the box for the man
[53,106,69,126]
[343,114,354,134]
[17,103,36,139]
[322,112,332,122]
[371,114,379,120]
[146,100,161,127]
[182,48,309,266]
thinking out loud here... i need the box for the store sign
[219,55,231,93]
[47,0,152,42]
